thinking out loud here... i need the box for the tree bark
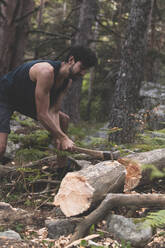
[0,0,34,76]
[108,0,152,144]
[145,0,155,81]
[54,160,126,217]
[34,0,45,59]
[62,0,98,122]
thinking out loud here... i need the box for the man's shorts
[0,102,13,133]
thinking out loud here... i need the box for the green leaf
[80,239,88,246]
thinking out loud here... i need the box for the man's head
[65,46,97,79]
[65,46,97,69]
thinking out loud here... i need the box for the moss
[11,113,37,128]
[15,148,49,163]
[9,132,20,143]
[126,133,165,152]
[17,118,37,128]
[141,164,165,180]
[156,128,165,134]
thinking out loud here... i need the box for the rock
[10,119,22,132]
[94,123,109,139]
[139,82,165,130]
[0,230,21,240]
[106,214,153,247]
[45,219,76,239]
[6,140,21,159]
[0,202,34,226]
[150,131,165,139]
[140,82,165,105]
[147,105,165,130]
[0,239,41,248]
[82,123,109,148]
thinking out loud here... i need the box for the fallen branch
[66,234,100,248]
[23,155,57,168]
[30,179,60,184]
[70,193,165,242]
[0,155,57,178]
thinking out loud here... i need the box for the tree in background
[62,0,98,122]
[108,0,152,144]
[24,0,165,124]
[0,0,34,76]
[145,0,165,82]
[0,0,164,127]
[87,0,131,121]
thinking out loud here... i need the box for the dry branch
[71,193,165,242]
[0,155,58,178]
[0,165,16,178]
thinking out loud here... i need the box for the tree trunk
[0,0,34,76]
[34,0,45,59]
[62,0,98,122]
[145,0,156,82]
[108,0,152,144]
[54,160,126,217]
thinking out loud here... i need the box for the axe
[73,146,120,160]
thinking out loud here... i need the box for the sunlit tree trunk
[0,0,34,76]
[108,0,152,144]
[62,0,98,122]
[86,21,99,121]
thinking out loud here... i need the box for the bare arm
[29,63,74,150]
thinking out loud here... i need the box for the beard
[68,65,81,80]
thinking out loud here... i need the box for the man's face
[68,60,88,80]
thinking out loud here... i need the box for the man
[0,46,97,161]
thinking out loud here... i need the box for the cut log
[126,148,165,166]
[126,148,165,184]
[118,157,142,192]
[54,161,126,217]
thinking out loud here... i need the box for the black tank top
[0,60,67,119]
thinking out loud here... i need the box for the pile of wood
[53,147,165,244]
[54,147,142,217]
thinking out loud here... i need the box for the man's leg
[0,102,13,163]
[0,133,8,160]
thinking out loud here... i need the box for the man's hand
[56,135,74,151]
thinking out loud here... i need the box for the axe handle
[73,146,104,159]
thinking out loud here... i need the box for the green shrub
[15,148,49,163]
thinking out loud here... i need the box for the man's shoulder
[30,60,61,69]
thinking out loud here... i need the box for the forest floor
[0,169,164,248]
[0,116,165,247]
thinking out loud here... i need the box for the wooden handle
[73,146,104,159]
